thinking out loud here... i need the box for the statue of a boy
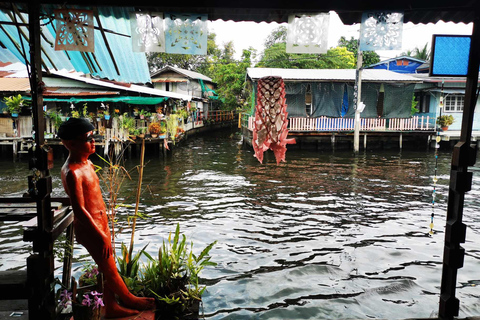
[58,118,155,318]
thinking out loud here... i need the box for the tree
[210,48,255,110]
[256,43,355,69]
[264,26,287,49]
[338,36,380,67]
[413,43,430,61]
[147,32,220,73]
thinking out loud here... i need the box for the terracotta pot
[151,134,158,138]
[442,126,449,131]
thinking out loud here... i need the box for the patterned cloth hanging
[253,76,296,164]
[359,11,403,51]
[54,9,94,52]
[286,13,330,54]
[130,12,165,52]
[164,13,207,55]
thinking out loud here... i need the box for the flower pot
[159,134,166,139]
[104,115,111,120]
[11,112,18,118]
[72,304,101,320]
[138,134,145,139]
[442,126,449,131]
[151,134,158,138]
[140,115,145,120]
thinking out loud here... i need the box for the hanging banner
[130,12,165,52]
[359,11,403,51]
[286,13,330,54]
[164,13,207,55]
[54,9,94,52]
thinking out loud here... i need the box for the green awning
[22,96,169,105]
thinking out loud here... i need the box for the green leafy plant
[411,96,419,116]
[176,108,189,120]
[166,115,179,143]
[140,223,217,317]
[437,114,454,127]
[3,94,24,114]
[117,243,149,296]
[47,110,63,130]
[139,109,152,118]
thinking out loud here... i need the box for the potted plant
[138,224,216,320]
[57,264,104,320]
[139,109,151,120]
[104,110,110,120]
[437,114,454,131]
[138,127,147,139]
[148,121,162,138]
[46,110,63,133]
[3,94,24,117]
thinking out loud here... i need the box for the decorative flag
[286,13,330,54]
[359,11,404,51]
[54,9,94,52]
[130,12,165,52]
[164,13,207,55]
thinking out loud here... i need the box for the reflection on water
[1,130,480,319]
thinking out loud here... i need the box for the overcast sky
[209,11,473,62]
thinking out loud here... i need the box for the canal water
[1,130,480,319]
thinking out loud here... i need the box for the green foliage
[47,110,63,129]
[437,114,454,127]
[264,26,287,49]
[256,43,355,69]
[147,32,220,73]
[166,114,179,143]
[3,94,24,114]
[117,243,149,296]
[139,109,152,117]
[338,36,381,67]
[402,43,430,61]
[175,108,189,120]
[140,223,217,315]
[120,113,136,133]
[411,96,419,116]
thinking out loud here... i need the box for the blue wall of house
[371,60,423,74]
[415,88,480,131]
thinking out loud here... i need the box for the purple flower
[93,295,104,309]
[59,289,72,308]
[82,293,92,307]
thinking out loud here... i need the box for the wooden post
[354,49,363,153]
[27,3,56,320]
[439,6,480,319]
[363,133,367,150]
[399,133,403,149]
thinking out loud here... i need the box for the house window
[444,94,464,112]
[166,82,170,91]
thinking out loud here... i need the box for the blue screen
[431,35,470,76]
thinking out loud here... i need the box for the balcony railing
[244,115,433,132]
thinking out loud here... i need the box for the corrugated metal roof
[246,68,422,83]
[0,78,30,92]
[0,6,151,84]
[151,66,213,82]
[152,78,188,83]
[43,87,120,96]
[49,69,192,100]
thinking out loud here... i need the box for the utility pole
[353,48,363,153]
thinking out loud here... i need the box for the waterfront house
[412,72,480,134]
[150,66,217,116]
[245,67,427,132]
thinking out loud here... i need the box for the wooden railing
[245,115,432,132]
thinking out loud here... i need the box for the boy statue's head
[58,118,96,154]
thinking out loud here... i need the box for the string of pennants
[53,9,403,55]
